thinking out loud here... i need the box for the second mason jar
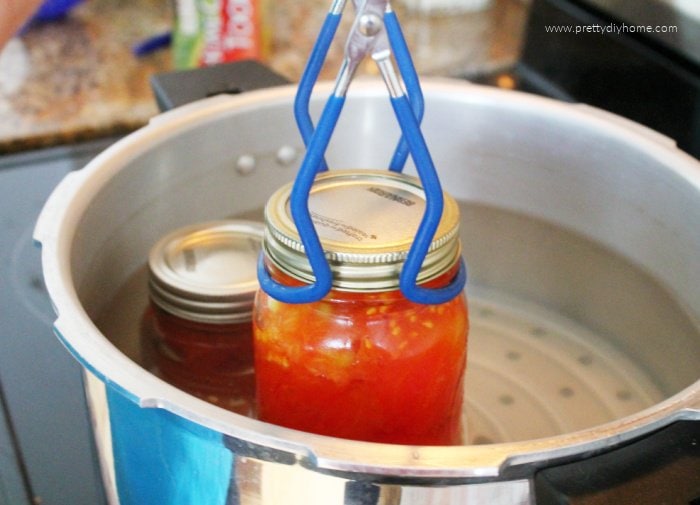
[141,220,264,416]
[254,170,469,445]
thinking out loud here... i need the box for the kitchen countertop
[0,0,529,154]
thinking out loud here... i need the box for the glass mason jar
[254,170,469,445]
[141,220,264,416]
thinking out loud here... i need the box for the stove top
[0,140,114,505]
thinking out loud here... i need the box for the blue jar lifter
[258,0,467,305]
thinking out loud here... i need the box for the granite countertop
[0,0,528,154]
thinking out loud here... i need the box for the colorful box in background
[173,0,269,69]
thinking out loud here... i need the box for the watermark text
[545,23,678,35]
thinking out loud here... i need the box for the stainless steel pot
[35,79,700,504]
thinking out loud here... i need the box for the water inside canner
[97,202,699,445]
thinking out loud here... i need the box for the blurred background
[0,0,530,153]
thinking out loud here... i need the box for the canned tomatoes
[141,220,264,415]
[254,170,469,445]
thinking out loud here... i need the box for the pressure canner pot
[35,78,700,504]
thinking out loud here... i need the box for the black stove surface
[473,0,700,160]
[581,0,700,67]
[0,140,114,505]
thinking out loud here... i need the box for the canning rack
[258,0,467,304]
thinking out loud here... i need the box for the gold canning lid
[148,220,264,324]
[263,169,461,292]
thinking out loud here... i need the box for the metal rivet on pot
[276,145,298,166]
[236,155,256,175]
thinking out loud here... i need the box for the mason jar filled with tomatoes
[253,170,469,445]
[141,220,264,416]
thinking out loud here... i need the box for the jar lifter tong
[258,0,467,304]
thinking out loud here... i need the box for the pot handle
[534,420,700,504]
[150,59,290,112]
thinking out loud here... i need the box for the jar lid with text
[263,170,461,292]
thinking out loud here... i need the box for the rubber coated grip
[259,95,347,303]
[386,10,424,172]
[293,11,342,172]
[390,94,467,304]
